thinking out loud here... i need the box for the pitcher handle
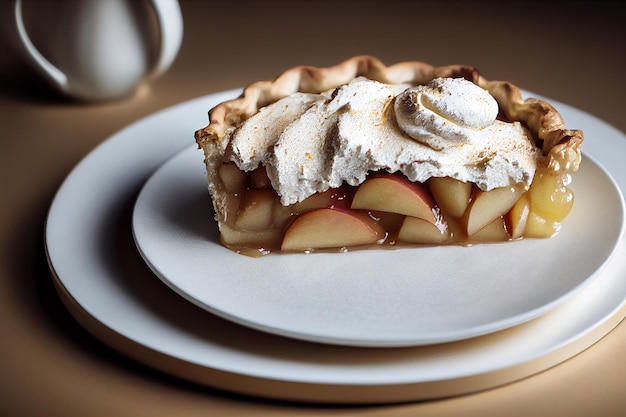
[149,0,183,78]
[14,0,68,92]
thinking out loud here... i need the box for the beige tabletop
[2,1,626,415]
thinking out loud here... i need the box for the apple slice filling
[216,160,573,255]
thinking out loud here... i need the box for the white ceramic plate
[132,135,624,348]
[46,89,626,403]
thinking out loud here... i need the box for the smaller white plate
[133,146,625,347]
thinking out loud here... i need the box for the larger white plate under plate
[133,145,624,347]
[46,89,626,403]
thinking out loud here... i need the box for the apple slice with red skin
[280,207,385,251]
[351,172,440,223]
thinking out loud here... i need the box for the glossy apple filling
[216,161,574,256]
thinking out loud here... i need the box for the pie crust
[195,56,584,255]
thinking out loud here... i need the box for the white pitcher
[14,0,183,101]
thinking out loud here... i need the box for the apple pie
[195,56,583,256]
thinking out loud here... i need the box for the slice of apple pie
[195,56,583,255]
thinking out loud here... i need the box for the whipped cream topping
[224,77,539,205]
[395,77,499,149]
[228,92,324,172]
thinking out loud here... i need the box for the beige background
[1,1,625,416]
